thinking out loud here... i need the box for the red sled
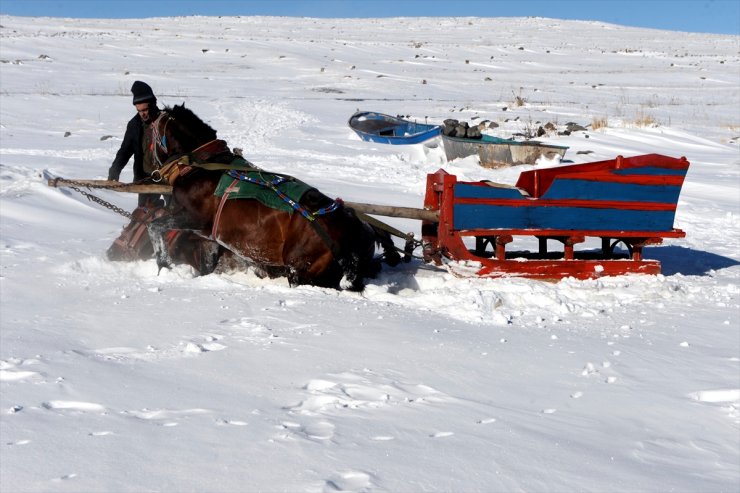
[421,154,689,280]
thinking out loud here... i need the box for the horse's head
[151,104,219,166]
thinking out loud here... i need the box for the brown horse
[147,104,399,290]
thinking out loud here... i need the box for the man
[108,80,164,207]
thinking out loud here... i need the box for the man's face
[135,102,152,123]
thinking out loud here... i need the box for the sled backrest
[515,154,690,199]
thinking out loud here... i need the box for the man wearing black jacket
[108,80,164,207]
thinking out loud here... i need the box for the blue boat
[348,111,441,145]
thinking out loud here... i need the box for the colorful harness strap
[212,179,240,240]
[150,112,171,171]
[226,169,340,220]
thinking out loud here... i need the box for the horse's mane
[166,104,218,141]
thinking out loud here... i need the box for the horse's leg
[279,211,371,291]
[169,232,223,276]
[147,212,182,273]
[372,225,402,267]
[286,255,340,289]
[338,214,383,290]
[196,239,222,276]
[107,206,155,261]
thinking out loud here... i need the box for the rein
[150,112,173,170]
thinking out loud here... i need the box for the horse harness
[150,112,174,171]
[148,112,345,259]
[213,169,344,259]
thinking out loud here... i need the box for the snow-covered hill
[1,15,738,492]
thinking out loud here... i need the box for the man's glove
[107,167,120,181]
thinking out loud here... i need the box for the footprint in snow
[690,389,740,421]
[690,389,740,403]
[289,374,449,416]
[323,470,374,492]
[182,341,227,353]
[430,431,454,438]
[51,473,77,482]
[80,337,227,362]
[121,407,212,427]
[0,358,43,382]
[216,419,248,426]
[7,439,31,446]
[42,400,106,413]
[370,435,395,441]
[276,420,335,442]
[282,371,454,446]
[89,431,114,437]
[0,369,40,382]
[581,362,599,376]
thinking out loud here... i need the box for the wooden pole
[47,179,439,222]
[343,201,438,222]
[47,178,172,194]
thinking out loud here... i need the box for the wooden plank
[46,178,439,221]
[47,179,172,194]
[344,202,439,222]
[452,203,677,232]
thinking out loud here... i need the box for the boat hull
[348,111,441,145]
[442,134,568,167]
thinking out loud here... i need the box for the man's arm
[108,119,137,181]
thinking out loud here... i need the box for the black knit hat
[131,80,156,104]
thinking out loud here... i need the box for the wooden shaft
[47,179,172,194]
[343,201,439,222]
[47,179,439,222]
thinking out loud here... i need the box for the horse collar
[190,139,230,163]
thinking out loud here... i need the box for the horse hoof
[384,251,402,267]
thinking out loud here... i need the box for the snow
[1,14,739,493]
